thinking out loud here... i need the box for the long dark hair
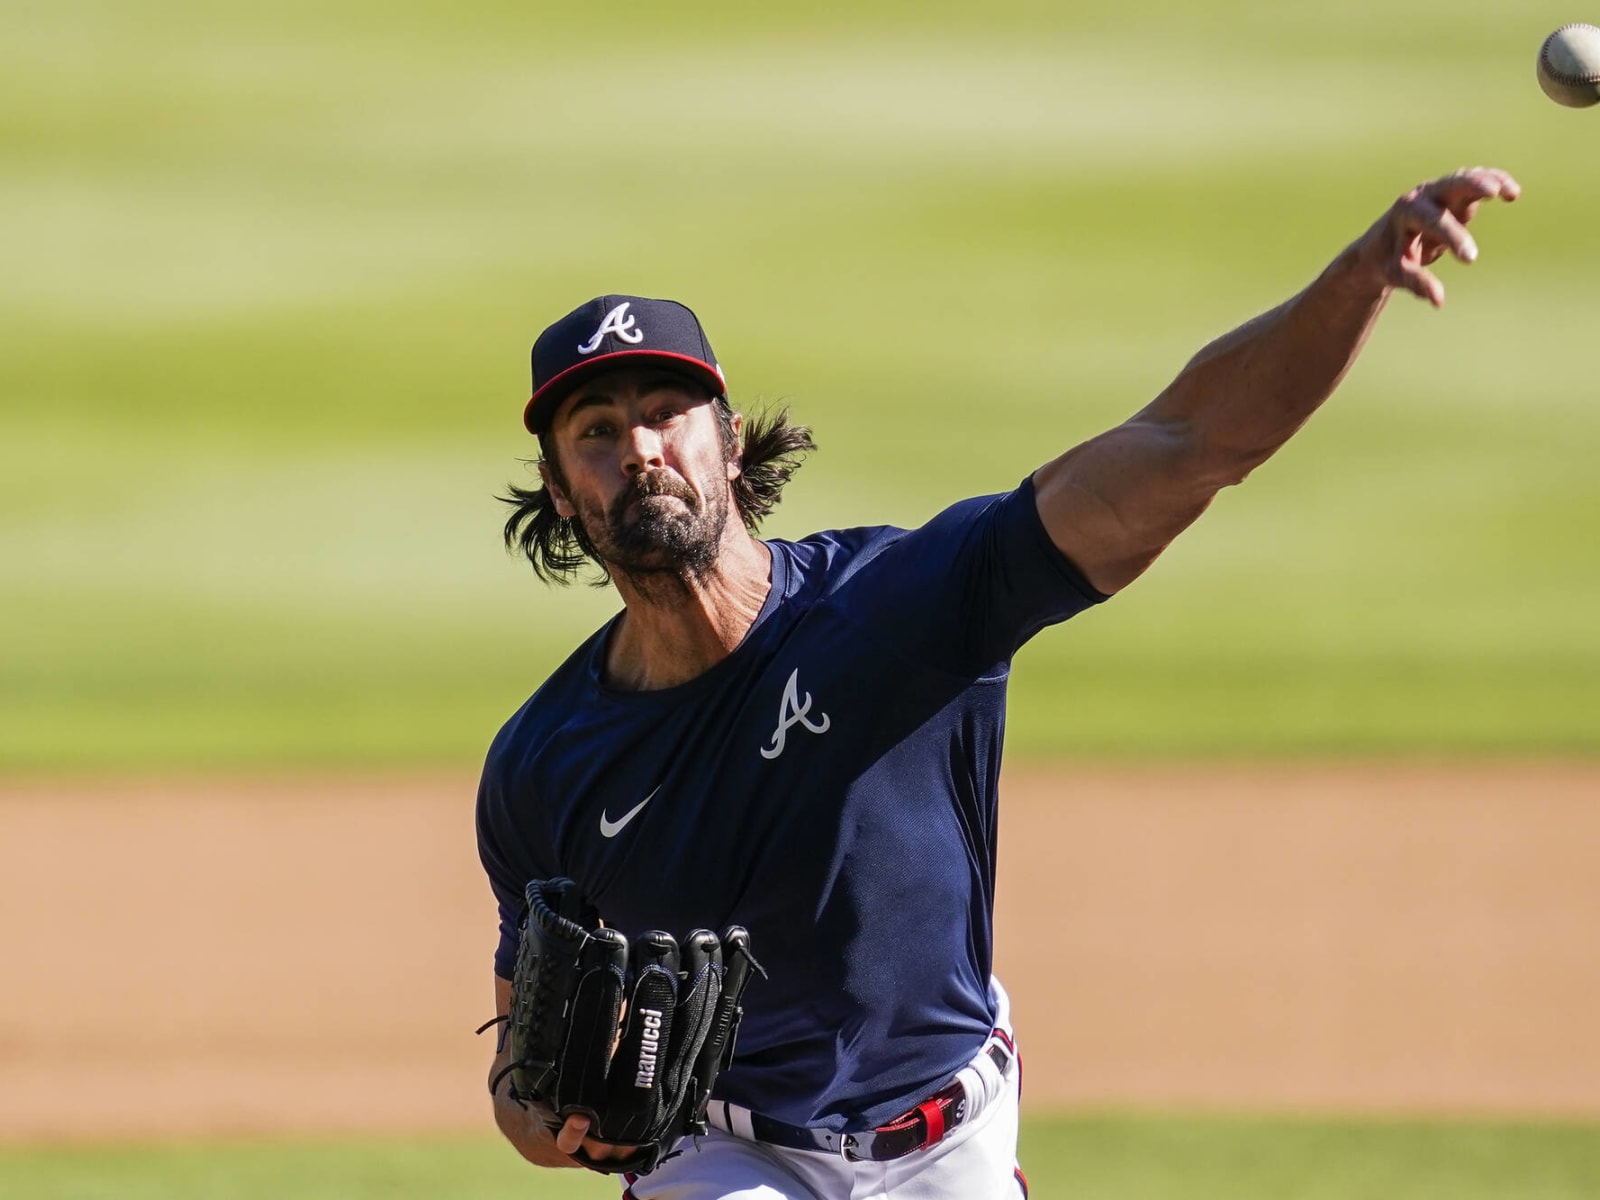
[500,401,816,586]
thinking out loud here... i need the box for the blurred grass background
[10,1116,1600,1199]
[2,0,1596,769]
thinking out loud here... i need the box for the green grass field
[6,1116,1600,1199]
[4,0,1598,770]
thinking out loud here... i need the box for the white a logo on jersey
[577,302,644,354]
[760,667,831,760]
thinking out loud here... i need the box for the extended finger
[1445,169,1489,226]
[1433,166,1522,209]
[1395,256,1446,308]
[1397,192,1479,263]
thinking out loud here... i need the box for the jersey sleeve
[848,475,1108,678]
[475,742,556,981]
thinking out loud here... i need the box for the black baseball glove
[487,877,764,1175]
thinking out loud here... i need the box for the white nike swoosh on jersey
[599,786,661,839]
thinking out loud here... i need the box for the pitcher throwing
[475,167,1519,1199]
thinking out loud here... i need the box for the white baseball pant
[621,980,1026,1200]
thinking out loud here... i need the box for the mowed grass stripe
[4,1115,1599,1199]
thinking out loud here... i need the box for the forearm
[487,973,583,1169]
[1149,241,1390,486]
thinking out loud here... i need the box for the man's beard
[582,470,730,581]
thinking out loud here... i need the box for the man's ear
[726,410,744,481]
[538,460,576,518]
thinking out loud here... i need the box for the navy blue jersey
[476,477,1106,1131]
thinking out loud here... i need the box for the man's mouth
[626,493,681,516]
[612,474,696,524]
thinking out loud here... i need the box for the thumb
[555,1113,591,1155]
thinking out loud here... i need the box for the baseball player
[476,167,1519,1199]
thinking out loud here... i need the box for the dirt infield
[3,764,1598,1143]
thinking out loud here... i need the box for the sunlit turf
[1018,1114,1600,1199]
[6,1114,1600,1199]
[3,1,1597,769]
[0,1134,617,1200]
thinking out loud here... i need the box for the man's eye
[651,408,681,425]
[581,422,614,439]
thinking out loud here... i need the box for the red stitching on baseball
[1541,25,1600,86]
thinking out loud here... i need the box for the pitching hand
[1355,167,1521,308]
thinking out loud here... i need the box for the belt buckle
[839,1132,863,1163]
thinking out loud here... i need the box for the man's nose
[620,423,666,475]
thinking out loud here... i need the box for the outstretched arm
[1035,166,1521,596]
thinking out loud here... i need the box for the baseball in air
[1537,23,1600,107]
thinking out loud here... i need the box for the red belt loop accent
[915,1098,946,1149]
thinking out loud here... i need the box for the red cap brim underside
[523,351,726,435]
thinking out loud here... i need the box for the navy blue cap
[524,295,726,435]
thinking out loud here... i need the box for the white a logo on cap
[577,302,644,355]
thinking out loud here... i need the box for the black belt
[735,1039,1013,1163]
